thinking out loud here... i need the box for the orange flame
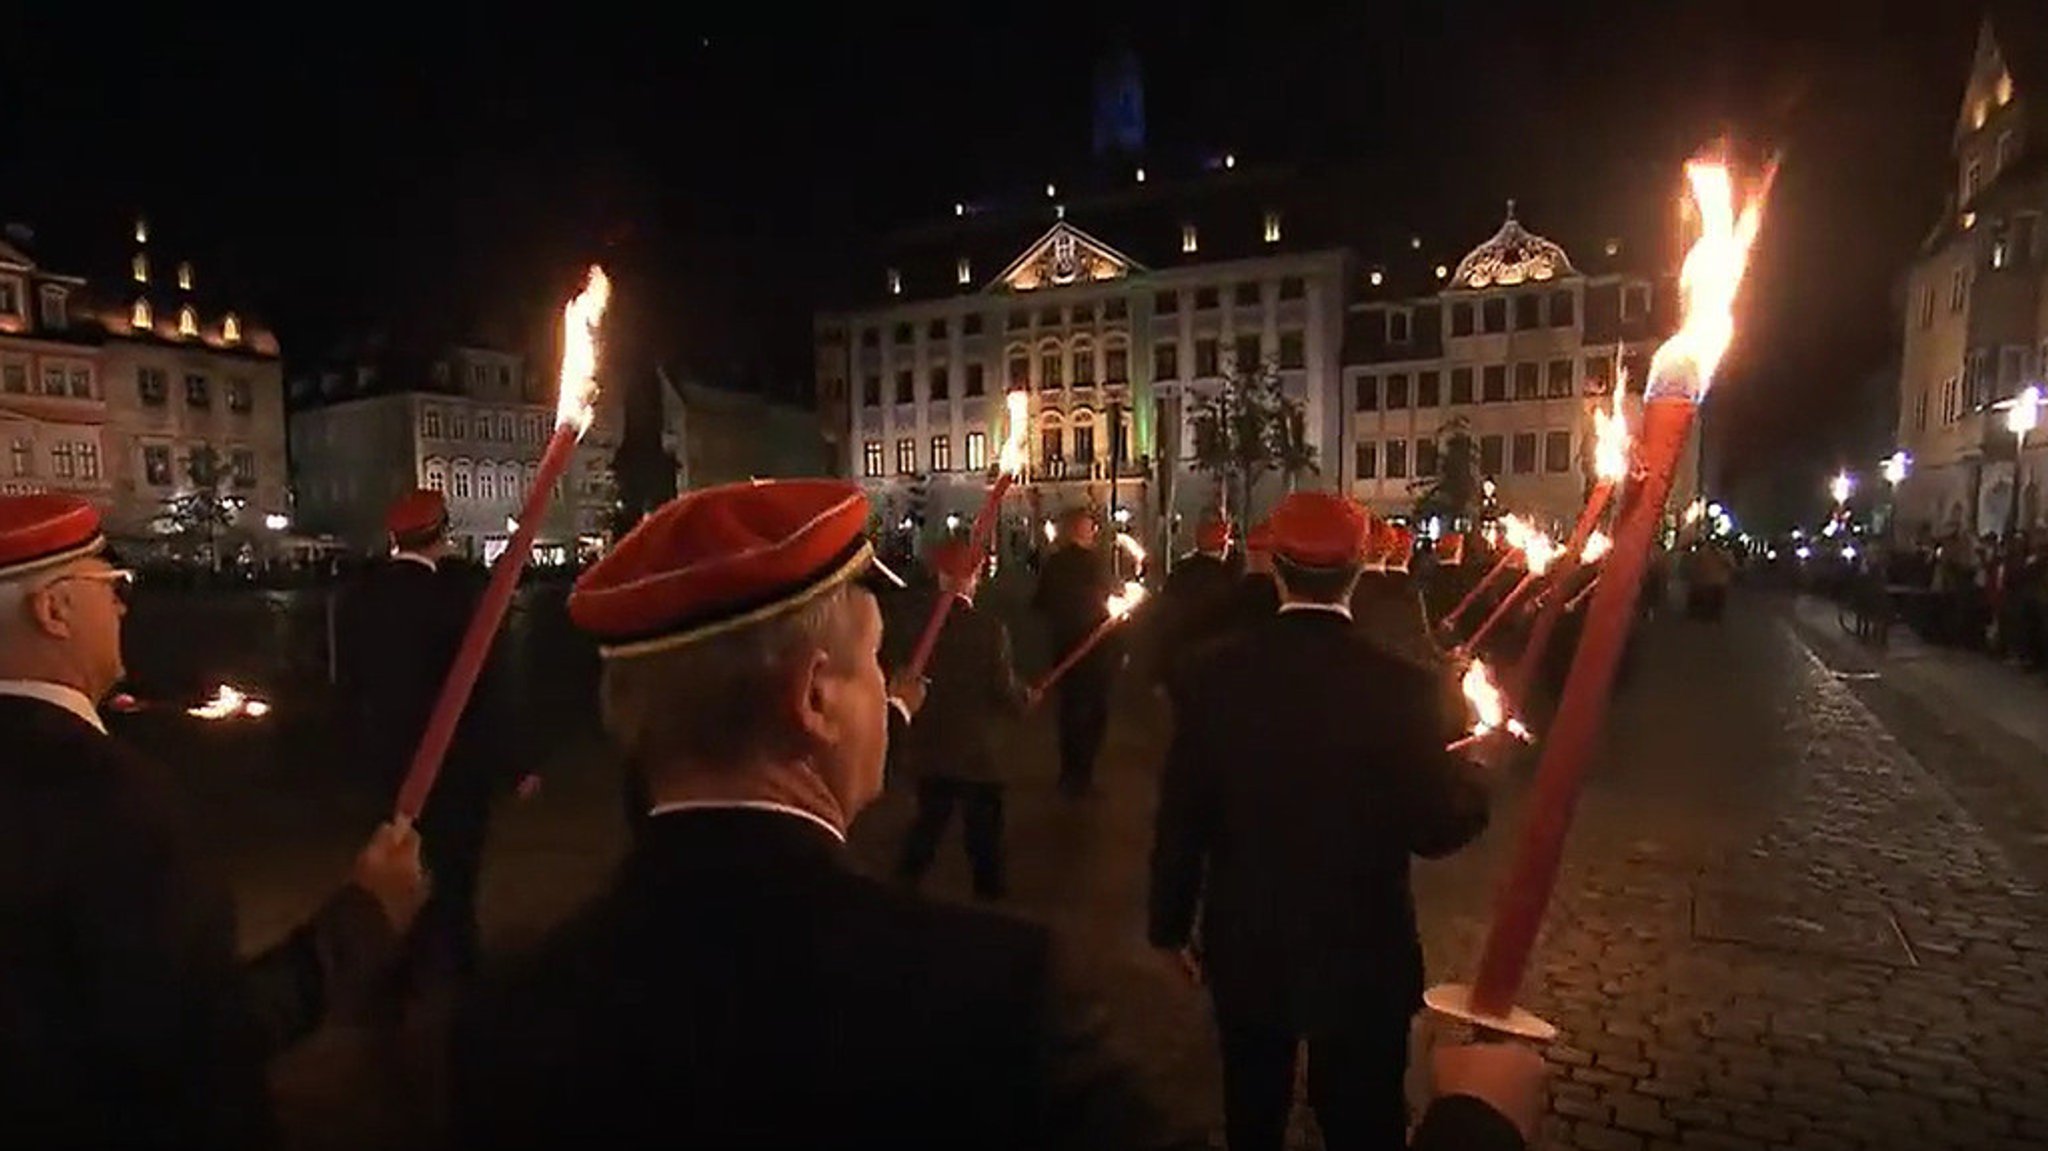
[1499,515,1534,551]
[1645,159,1773,403]
[998,389,1030,475]
[1593,368,1631,482]
[187,682,270,720]
[556,266,612,435]
[1581,530,1613,563]
[1460,658,1532,742]
[1106,579,1148,620]
[1522,533,1560,576]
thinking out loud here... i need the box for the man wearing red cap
[335,488,526,987]
[452,479,1180,1148]
[1221,519,1281,634]
[893,537,1029,900]
[0,493,426,1147]
[1149,489,1496,1151]
[1149,515,1240,699]
[1031,506,1120,798]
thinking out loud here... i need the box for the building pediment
[990,223,1144,293]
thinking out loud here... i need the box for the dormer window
[132,253,149,283]
[131,298,153,332]
[222,312,242,344]
[38,286,66,329]
[176,262,193,291]
[1387,309,1412,344]
[887,268,902,296]
[134,218,148,244]
[1263,211,1282,244]
[956,258,972,286]
[177,305,198,338]
[1181,224,1198,254]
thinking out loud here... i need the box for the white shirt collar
[0,679,108,734]
[1279,601,1354,622]
[644,799,848,844]
[393,551,438,571]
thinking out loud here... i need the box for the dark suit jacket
[335,556,512,830]
[0,694,394,1150]
[1032,543,1119,686]
[1148,610,1492,1030]
[899,590,1027,784]
[1150,553,1239,686]
[451,808,1180,1149]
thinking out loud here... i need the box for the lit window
[222,313,242,343]
[1997,71,2014,107]
[887,268,902,296]
[1263,211,1282,244]
[176,262,193,291]
[862,440,883,477]
[131,298,153,331]
[1135,167,1146,183]
[1181,224,1198,254]
[965,431,987,471]
[177,306,198,338]
[1369,270,1384,287]
[132,253,149,283]
[957,258,972,286]
[134,218,148,244]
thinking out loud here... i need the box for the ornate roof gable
[990,222,1146,293]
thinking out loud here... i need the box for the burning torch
[901,388,1030,681]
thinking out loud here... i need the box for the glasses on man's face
[40,568,136,604]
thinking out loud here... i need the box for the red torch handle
[1508,482,1615,698]
[1028,614,1119,701]
[1468,399,1693,1018]
[393,423,580,822]
[1443,550,1520,632]
[1463,570,1541,655]
[901,472,1013,682]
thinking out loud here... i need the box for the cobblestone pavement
[158,585,2048,1149]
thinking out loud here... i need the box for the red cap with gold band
[386,489,450,547]
[1359,517,1392,573]
[1267,491,1368,570]
[928,537,982,582]
[1194,517,1230,552]
[568,479,903,659]
[0,494,106,582]
[1384,522,1416,572]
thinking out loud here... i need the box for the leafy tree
[1188,357,1317,522]
[152,446,246,569]
[1411,415,1485,524]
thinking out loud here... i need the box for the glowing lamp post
[1428,155,1773,1039]
[901,388,1030,680]
[2003,385,2040,535]
[393,266,610,822]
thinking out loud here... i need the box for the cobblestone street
[154,585,2048,1149]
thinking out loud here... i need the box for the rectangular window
[1482,365,1507,403]
[1355,375,1379,411]
[1105,347,1128,381]
[1417,370,1442,408]
[1194,339,1219,377]
[1482,297,1507,333]
[1041,426,1063,462]
[1451,302,1474,337]
[1235,282,1262,307]
[185,374,210,407]
[1355,442,1377,479]
[1155,290,1179,314]
[1511,432,1537,474]
[67,368,92,399]
[1544,431,1572,473]
[1624,286,1651,320]
[1041,351,1063,389]
[231,448,256,487]
[895,438,916,475]
[862,375,881,406]
[1386,373,1410,409]
[77,442,100,481]
[1008,354,1029,389]
[1234,335,1262,371]
[965,431,987,471]
[1154,343,1179,380]
[1449,367,1474,405]
[1479,434,1504,475]
[862,440,883,477]
[1584,355,1614,395]
[964,363,985,396]
[1194,287,1218,310]
[52,442,74,479]
[228,378,252,412]
[1073,423,1096,463]
[1547,360,1573,399]
[1414,437,1439,478]
[2,362,24,394]
[1279,276,1305,300]
[143,445,171,486]
[1278,332,1305,370]
[929,366,950,401]
[930,435,952,472]
[1549,290,1575,327]
[1514,294,1540,330]
[9,438,29,477]
[1514,363,1540,400]
[1385,439,1408,479]
[41,366,64,395]
[895,371,914,404]
[1388,310,1411,343]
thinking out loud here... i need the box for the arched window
[1069,338,1095,387]
[500,463,522,499]
[1038,339,1064,389]
[423,458,448,493]
[452,460,473,500]
[222,312,242,344]
[1070,408,1098,464]
[1038,411,1065,463]
[131,298,153,332]
[476,464,496,502]
[176,306,198,338]
[1102,334,1130,383]
[1006,346,1031,389]
[132,253,149,283]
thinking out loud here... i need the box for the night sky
[1,3,1982,526]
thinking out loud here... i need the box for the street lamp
[262,513,290,532]
[1881,451,1911,488]
[1829,471,1854,509]
[2003,384,2041,535]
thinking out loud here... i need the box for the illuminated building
[1895,7,2048,537]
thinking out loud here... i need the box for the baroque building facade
[1895,7,2048,539]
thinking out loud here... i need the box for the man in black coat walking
[1031,507,1119,797]
[336,489,533,986]
[1151,515,1240,697]
[0,493,425,1149]
[1149,490,1496,1151]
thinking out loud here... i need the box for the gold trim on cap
[0,535,106,582]
[597,542,878,661]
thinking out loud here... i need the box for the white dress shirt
[645,799,847,844]
[0,678,108,734]
[1278,601,1354,622]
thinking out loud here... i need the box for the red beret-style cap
[1384,522,1416,572]
[1267,491,1369,570]
[0,493,105,581]
[928,538,983,581]
[1436,531,1466,566]
[569,479,903,659]
[386,489,449,544]
[1244,521,1275,554]
[1195,517,1231,552]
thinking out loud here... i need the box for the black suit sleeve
[990,621,1029,712]
[1391,665,1493,859]
[1029,939,1200,1150]
[1409,1093,1527,1151]
[1147,673,1217,948]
